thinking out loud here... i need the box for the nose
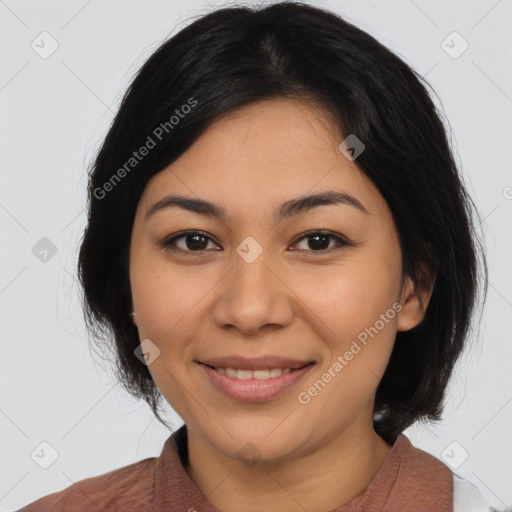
[210,246,294,337]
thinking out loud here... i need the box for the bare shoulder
[17,456,158,512]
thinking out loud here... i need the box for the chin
[199,416,311,462]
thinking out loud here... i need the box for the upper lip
[197,356,314,370]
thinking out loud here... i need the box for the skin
[129,98,433,512]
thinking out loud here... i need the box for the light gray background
[1,0,511,510]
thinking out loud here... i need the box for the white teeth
[253,369,271,379]
[225,368,238,378]
[237,369,253,380]
[215,367,294,379]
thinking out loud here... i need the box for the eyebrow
[145,190,370,222]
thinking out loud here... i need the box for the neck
[185,416,393,512]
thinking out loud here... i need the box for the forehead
[139,98,387,221]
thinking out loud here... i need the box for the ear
[397,264,435,332]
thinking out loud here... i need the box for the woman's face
[129,98,427,462]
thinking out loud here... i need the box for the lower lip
[198,363,315,403]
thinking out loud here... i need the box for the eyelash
[160,230,350,256]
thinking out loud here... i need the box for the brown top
[18,425,453,511]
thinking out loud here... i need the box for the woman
[19,2,500,510]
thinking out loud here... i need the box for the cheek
[129,257,208,415]
[291,250,401,403]
[293,254,401,342]
[130,254,203,332]
[130,253,215,350]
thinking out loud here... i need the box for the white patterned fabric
[452,473,510,512]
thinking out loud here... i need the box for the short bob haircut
[78,1,487,445]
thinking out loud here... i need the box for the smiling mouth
[198,361,315,403]
[200,363,312,380]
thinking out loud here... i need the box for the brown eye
[291,231,349,253]
[161,231,219,253]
